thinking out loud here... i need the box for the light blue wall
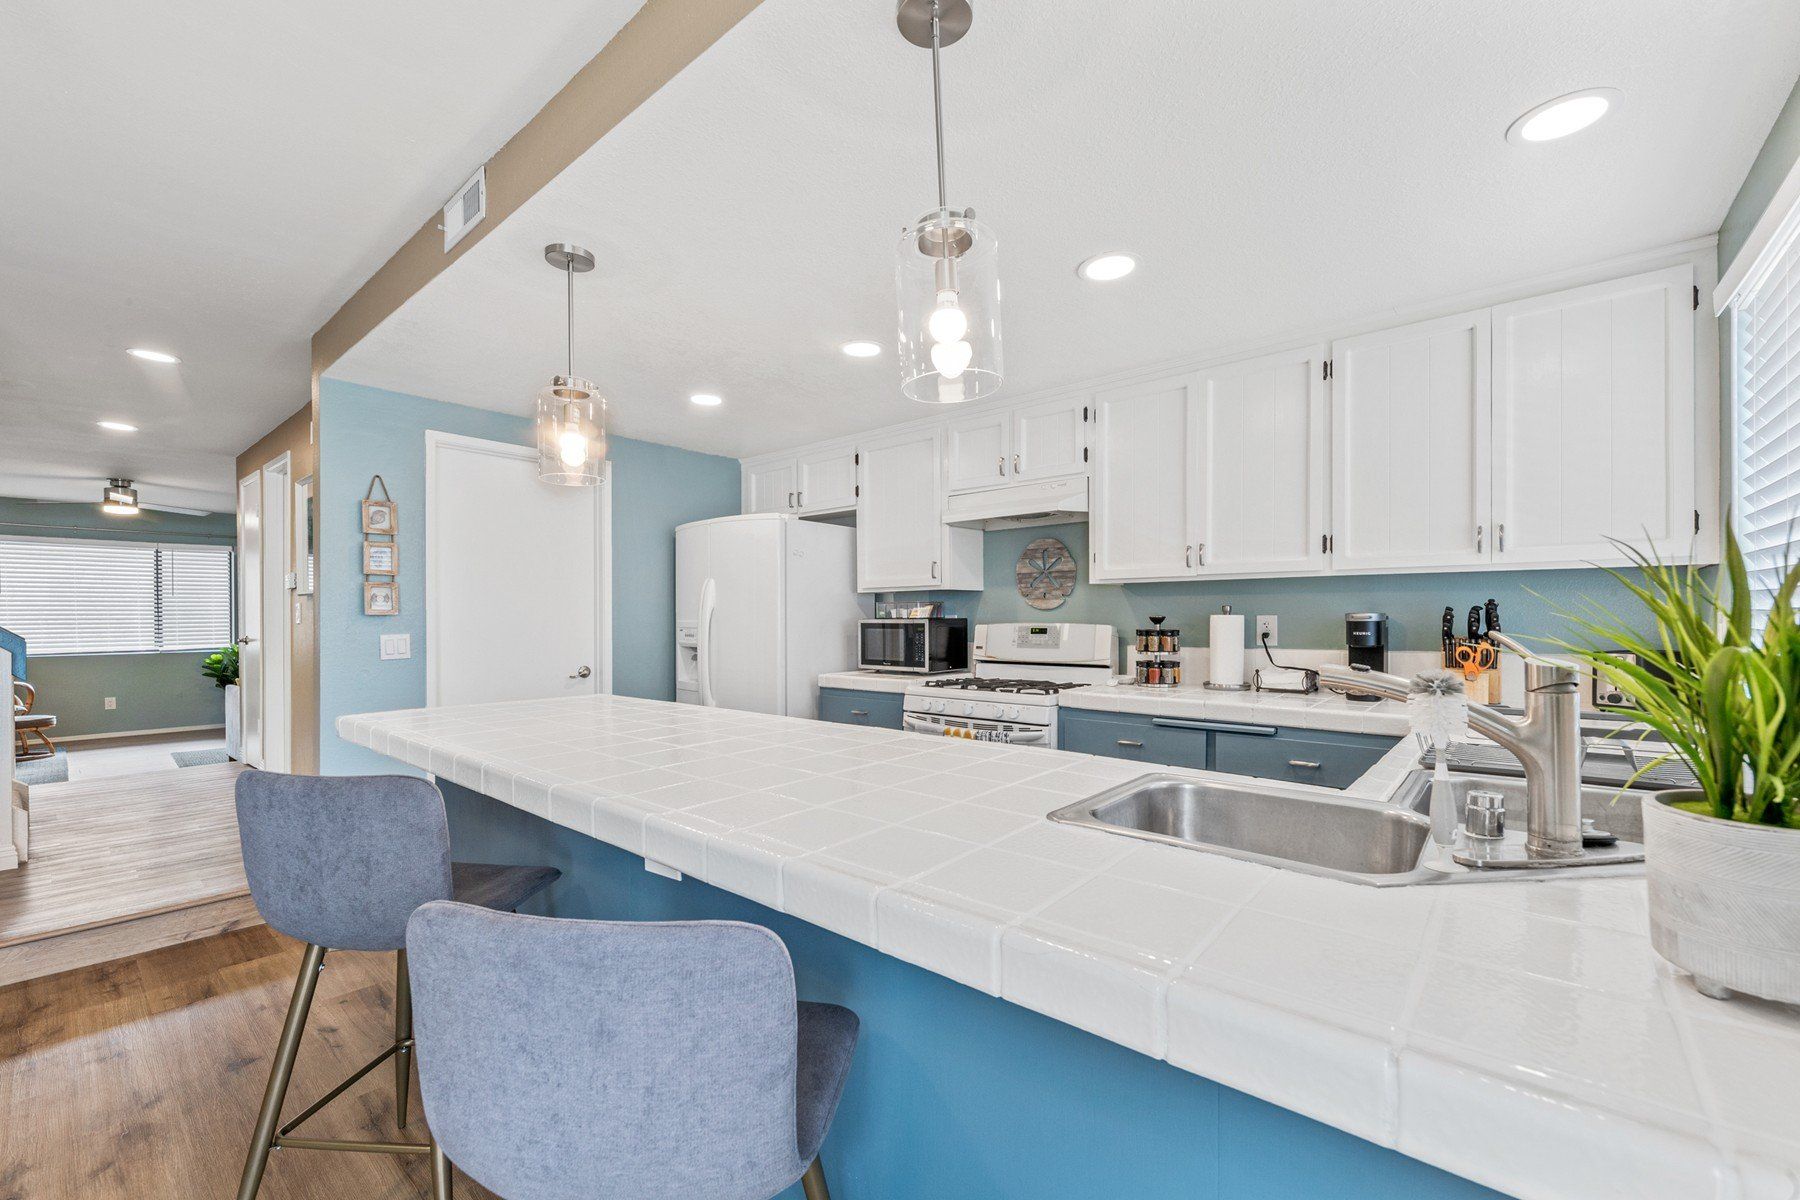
[1719,72,1800,278]
[885,521,1653,654]
[317,379,739,774]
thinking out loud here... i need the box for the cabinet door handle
[1184,545,1193,568]
[787,491,795,509]
[1498,523,1505,553]
[1475,524,1484,553]
[1196,543,1206,567]
[797,490,803,508]
[1288,759,1322,770]
[850,709,870,717]
[1013,453,1021,474]
[930,560,939,580]
[1116,739,1145,748]
[998,456,1005,477]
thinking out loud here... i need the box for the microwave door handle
[697,578,718,707]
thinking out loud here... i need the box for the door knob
[570,666,592,679]
[236,636,255,645]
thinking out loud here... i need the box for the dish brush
[1407,670,1470,849]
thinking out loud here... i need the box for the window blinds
[0,536,234,656]
[1735,220,1800,624]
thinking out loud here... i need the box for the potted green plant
[201,644,242,761]
[1559,528,1800,1002]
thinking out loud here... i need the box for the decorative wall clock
[1016,537,1076,610]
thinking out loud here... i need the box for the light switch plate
[379,633,412,661]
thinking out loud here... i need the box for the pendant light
[101,478,140,516]
[895,0,1001,405]
[536,243,606,485]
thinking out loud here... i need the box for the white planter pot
[1642,790,1800,1003]
[224,683,242,760]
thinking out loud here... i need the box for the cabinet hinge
[1321,360,1333,381]
[854,484,860,498]
[854,452,860,465]
[1091,550,1097,565]
[1082,446,1089,463]
[1083,404,1090,422]
[1695,508,1701,534]
[1693,285,1700,311]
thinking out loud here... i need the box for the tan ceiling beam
[310,0,764,378]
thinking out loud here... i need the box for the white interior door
[235,472,264,768]
[1193,346,1329,577]
[1331,308,1492,572]
[259,456,291,772]
[1492,264,1696,565]
[426,432,611,708]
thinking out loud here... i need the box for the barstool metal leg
[430,1138,455,1200]
[801,1156,831,1200]
[237,943,327,1200]
[394,949,413,1128]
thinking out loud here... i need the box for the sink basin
[1050,772,1649,887]
[1050,775,1434,886]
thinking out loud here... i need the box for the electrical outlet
[103,696,117,711]
[1255,616,1278,647]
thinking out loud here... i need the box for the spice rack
[1133,615,1182,688]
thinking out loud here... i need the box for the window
[0,537,234,656]
[1733,217,1800,624]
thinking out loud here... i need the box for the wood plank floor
[0,926,499,1200]
[0,762,249,947]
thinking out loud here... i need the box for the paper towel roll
[1209,612,1246,689]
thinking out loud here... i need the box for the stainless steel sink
[1050,772,1648,887]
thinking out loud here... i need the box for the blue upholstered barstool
[232,771,560,1200]
[406,901,859,1200]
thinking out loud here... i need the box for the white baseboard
[57,723,226,744]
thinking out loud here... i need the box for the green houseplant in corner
[202,644,242,762]
[1559,527,1800,1002]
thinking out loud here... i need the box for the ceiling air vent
[442,165,487,253]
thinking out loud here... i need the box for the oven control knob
[962,702,974,716]
[1006,706,1020,720]
[932,700,946,714]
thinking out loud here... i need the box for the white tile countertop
[340,695,1800,1200]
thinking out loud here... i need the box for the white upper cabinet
[1192,346,1329,577]
[945,411,1012,492]
[945,394,1089,492]
[1491,264,1696,565]
[1332,309,1493,572]
[856,427,983,592]
[796,445,858,514]
[744,458,798,515]
[1012,395,1089,481]
[1091,375,1197,582]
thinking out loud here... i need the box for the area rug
[15,750,69,785]
[172,749,232,768]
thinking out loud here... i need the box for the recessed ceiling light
[97,420,139,433]
[1078,253,1138,282]
[1506,88,1620,145]
[690,393,723,407]
[841,341,882,358]
[126,347,180,364]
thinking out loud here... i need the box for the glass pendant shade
[897,207,1001,404]
[536,376,606,486]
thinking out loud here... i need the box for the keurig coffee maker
[1343,612,1388,702]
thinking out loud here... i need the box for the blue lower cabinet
[819,687,904,730]
[1060,709,1396,790]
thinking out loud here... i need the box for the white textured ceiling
[0,0,646,512]
[331,0,1800,462]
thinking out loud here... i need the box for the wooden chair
[12,681,57,761]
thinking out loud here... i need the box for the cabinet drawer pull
[850,709,870,717]
[1288,759,1322,770]
[1116,739,1145,748]
[1013,453,1021,474]
[998,457,1005,477]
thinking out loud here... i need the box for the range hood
[944,475,1089,530]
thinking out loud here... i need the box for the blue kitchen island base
[440,781,1508,1200]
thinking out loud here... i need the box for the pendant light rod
[930,1,947,210]
[542,242,596,380]
[566,257,574,380]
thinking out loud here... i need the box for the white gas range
[901,622,1117,748]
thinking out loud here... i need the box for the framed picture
[362,540,397,576]
[364,581,399,616]
[361,499,396,535]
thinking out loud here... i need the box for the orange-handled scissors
[1451,639,1497,681]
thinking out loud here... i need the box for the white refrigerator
[675,514,869,718]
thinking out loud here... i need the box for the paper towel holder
[1204,604,1253,692]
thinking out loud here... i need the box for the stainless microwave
[857,617,969,674]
